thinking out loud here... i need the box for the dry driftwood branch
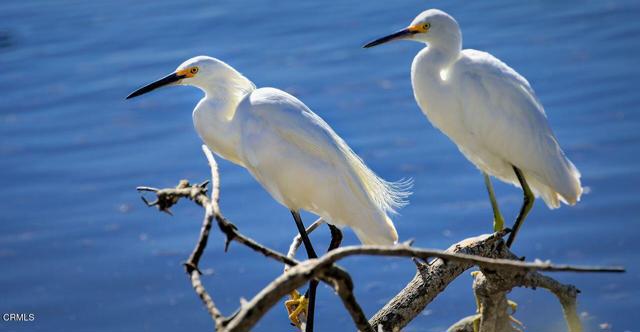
[447,266,584,332]
[474,266,583,332]
[137,154,297,267]
[527,274,582,332]
[367,233,516,331]
[469,271,520,332]
[138,147,372,331]
[323,265,374,332]
[367,232,622,331]
[137,146,300,330]
[223,260,375,332]
[137,145,624,332]
[221,237,622,332]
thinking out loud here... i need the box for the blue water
[1,0,638,331]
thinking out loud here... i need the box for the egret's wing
[243,88,343,166]
[456,50,581,205]
[239,88,410,213]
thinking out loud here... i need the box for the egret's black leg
[506,166,535,248]
[301,224,342,331]
[304,282,318,332]
[290,211,317,332]
[296,224,342,332]
[291,210,317,259]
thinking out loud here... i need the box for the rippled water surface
[1,1,638,331]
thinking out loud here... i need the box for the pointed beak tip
[363,40,383,49]
[363,28,413,49]
[124,72,183,101]
[125,91,140,100]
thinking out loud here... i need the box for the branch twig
[185,147,224,329]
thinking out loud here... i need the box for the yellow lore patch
[408,23,430,33]
[176,66,199,78]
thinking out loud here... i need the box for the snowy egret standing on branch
[126,56,410,331]
[364,9,582,247]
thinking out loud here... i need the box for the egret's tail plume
[327,125,412,245]
[379,177,414,214]
[351,157,413,215]
[332,133,413,215]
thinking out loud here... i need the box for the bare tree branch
[367,233,622,332]
[471,271,519,332]
[137,145,624,332]
[186,148,225,329]
[317,244,623,274]
[528,274,581,332]
[323,267,375,332]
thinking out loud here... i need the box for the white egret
[364,9,582,247]
[126,56,410,330]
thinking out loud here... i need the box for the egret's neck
[432,31,462,60]
[412,28,461,87]
[411,37,461,126]
[412,45,458,97]
[192,70,255,166]
[199,68,255,107]
[418,31,461,69]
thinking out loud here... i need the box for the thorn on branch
[412,257,428,274]
[401,238,415,247]
[136,186,159,192]
[136,179,211,215]
[217,217,238,252]
[199,180,210,189]
[138,189,178,215]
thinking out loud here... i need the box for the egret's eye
[423,23,431,30]
[190,67,199,75]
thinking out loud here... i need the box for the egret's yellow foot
[507,300,525,330]
[507,299,518,314]
[285,289,308,328]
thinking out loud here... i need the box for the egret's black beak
[363,27,417,48]
[126,72,185,99]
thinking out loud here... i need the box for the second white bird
[365,9,582,246]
